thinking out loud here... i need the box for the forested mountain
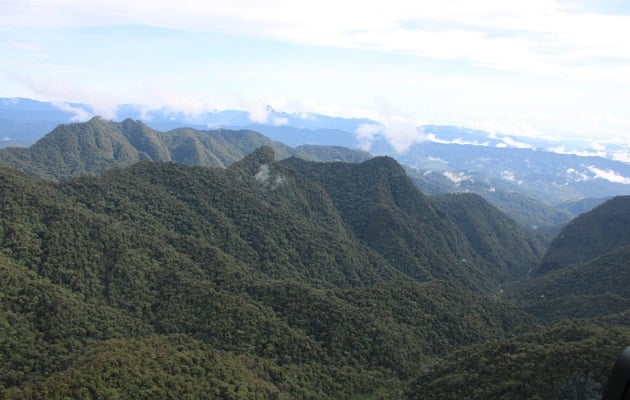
[283,157,546,289]
[0,149,542,398]
[4,99,629,226]
[537,196,630,274]
[0,117,371,180]
[431,193,547,280]
[0,113,590,230]
[1,124,630,398]
[407,167,574,230]
[505,196,630,323]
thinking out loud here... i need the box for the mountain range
[0,117,371,180]
[3,98,630,208]
[1,106,630,398]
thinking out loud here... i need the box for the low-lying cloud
[50,101,92,121]
[255,164,287,189]
[426,133,490,147]
[247,104,271,124]
[443,171,473,186]
[587,165,630,184]
[354,107,425,153]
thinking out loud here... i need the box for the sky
[2,0,630,150]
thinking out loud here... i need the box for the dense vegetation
[406,167,574,230]
[0,148,544,398]
[537,196,630,274]
[1,119,630,399]
[408,322,630,400]
[508,196,630,323]
[0,117,372,180]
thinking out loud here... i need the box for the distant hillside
[376,140,630,205]
[536,196,630,274]
[558,197,612,216]
[407,167,574,230]
[0,117,372,180]
[0,98,93,147]
[4,97,630,227]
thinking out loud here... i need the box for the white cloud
[587,165,630,184]
[273,117,289,126]
[591,141,606,151]
[247,104,271,124]
[51,101,92,121]
[612,150,630,164]
[6,0,630,145]
[426,132,490,146]
[443,171,473,185]
[298,112,317,121]
[6,0,630,82]
[139,87,212,117]
[360,102,426,153]
[381,116,425,153]
[548,145,607,158]
[500,136,535,149]
[566,167,591,182]
[254,163,286,188]
[10,73,118,118]
[355,123,382,151]
[354,115,425,154]
[255,164,270,182]
[501,170,524,185]
[427,156,448,164]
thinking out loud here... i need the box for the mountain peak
[228,146,276,176]
[247,145,276,164]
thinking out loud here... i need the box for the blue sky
[2,0,630,150]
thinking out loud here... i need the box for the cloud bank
[5,0,630,82]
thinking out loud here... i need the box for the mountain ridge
[4,104,629,228]
[0,117,372,180]
[536,195,630,275]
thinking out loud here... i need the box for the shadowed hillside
[537,196,630,275]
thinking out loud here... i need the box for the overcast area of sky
[1,0,630,152]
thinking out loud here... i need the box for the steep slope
[58,148,400,287]
[431,193,548,281]
[536,196,630,274]
[0,117,170,179]
[282,157,545,290]
[160,126,292,167]
[558,196,611,216]
[0,151,533,398]
[499,196,630,322]
[508,244,630,322]
[0,118,372,180]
